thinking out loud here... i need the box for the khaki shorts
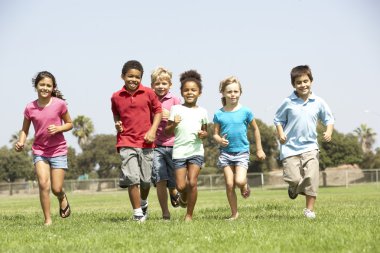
[282,150,319,197]
[120,147,153,188]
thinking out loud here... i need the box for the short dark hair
[179,70,202,92]
[122,60,144,77]
[290,65,313,86]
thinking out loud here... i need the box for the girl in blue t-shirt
[213,76,266,220]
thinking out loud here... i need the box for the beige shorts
[120,147,153,188]
[282,150,319,197]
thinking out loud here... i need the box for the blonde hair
[151,67,173,85]
[219,76,242,106]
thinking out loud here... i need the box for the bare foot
[226,212,239,221]
[44,220,52,226]
[184,215,192,222]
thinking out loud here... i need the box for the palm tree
[354,124,377,153]
[9,132,20,146]
[72,115,94,149]
[9,131,33,151]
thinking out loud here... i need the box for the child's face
[36,77,54,99]
[122,69,142,92]
[222,82,241,106]
[293,74,312,99]
[151,77,172,98]
[181,81,201,106]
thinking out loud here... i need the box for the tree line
[1,116,379,182]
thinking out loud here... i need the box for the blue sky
[1,0,379,151]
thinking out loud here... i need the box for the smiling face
[293,74,312,100]
[151,77,172,98]
[222,82,241,106]
[122,69,142,93]
[36,77,54,99]
[181,81,201,107]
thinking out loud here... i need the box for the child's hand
[279,134,287,144]
[198,130,208,139]
[219,134,229,147]
[144,129,156,143]
[14,142,24,152]
[115,121,123,133]
[47,125,60,135]
[256,149,266,160]
[174,115,182,125]
[323,131,332,142]
[162,109,170,120]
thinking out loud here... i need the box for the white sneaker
[303,208,316,219]
[133,215,146,223]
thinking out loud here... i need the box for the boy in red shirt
[111,60,162,222]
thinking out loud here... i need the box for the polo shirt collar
[290,91,316,101]
[160,91,174,101]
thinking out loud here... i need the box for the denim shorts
[173,155,204,170]
[152,146,176,188]
[217,151,249,170]
[33,155,68,169]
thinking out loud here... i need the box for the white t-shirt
[169,105,208,159]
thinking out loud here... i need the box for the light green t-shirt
[169,105,208,159]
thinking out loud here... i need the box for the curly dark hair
[179,70,202,91]
[32,71,65,100]
[122,60,144,77]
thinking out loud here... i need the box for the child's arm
[15,117,31,152]
[144,112,163,143]
[250,119,266,160]
[323,124,334,142]
[198,123,208,139]
[165,115,181,135]
[275,124,287,144]
[47,111,73,135]
[113,115,123,133]
[213,123,229,147]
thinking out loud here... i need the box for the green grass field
[0,185,379,253]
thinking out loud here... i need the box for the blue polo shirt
[273,92,334,160]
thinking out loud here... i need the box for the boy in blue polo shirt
[274,65,334,219]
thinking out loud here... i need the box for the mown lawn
[0,184,379,253]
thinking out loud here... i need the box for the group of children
[15,61,334,225]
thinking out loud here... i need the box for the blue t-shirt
[213,106,254,153]
[273,92,334,160]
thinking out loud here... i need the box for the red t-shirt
[111,84,162,150]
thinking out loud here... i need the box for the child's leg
[156,180,170,218]
[306,195,316,210]
[35,161,52,225]
[301,150,319,211]
[282,155,302,199]
[51,168,70,217]
[128,184,141,209]
[185,163,201,221]
[175,167,188,200]
[223,166,238,218]
[235,166,248,197]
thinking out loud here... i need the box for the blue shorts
[217,151,249,170]
[33,155,68,169]
[173,155,204,170]
[152,146,176,188]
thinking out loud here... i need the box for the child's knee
[234,179,246,188]
[140,181,151,190]
[176,183,186,192]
